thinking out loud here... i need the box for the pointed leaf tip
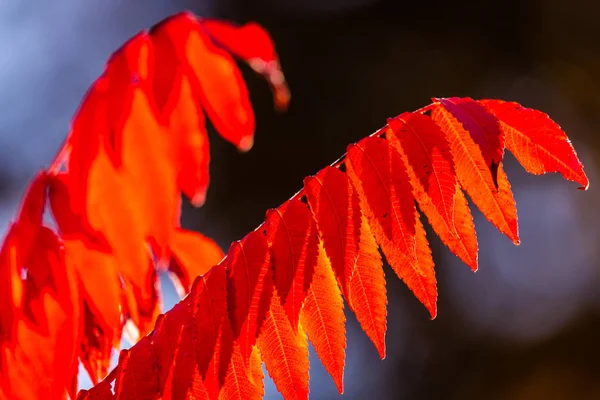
[480,99,589,191]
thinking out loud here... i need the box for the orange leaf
[385,122,478,271]
[218,342,264,400]
[168,228,225,297]
[346,137,438,315]
[67,78,158,334]
[300,241,346,393]
[265,199,318,329]
[437,97,505,186]
[387,112,457,235]
[105,32,179,261]
[480,99,589,190]
[257,291,309,400]
[431,103,520,244]
[154,13,255,151]
[151,25,211,206]
[304,166,360,296]
[413,210,438,318]
[346,215,387,358]
[2,228,81,399]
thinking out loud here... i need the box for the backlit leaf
[300,241,346,393]
[265,199,318,329]
[257,291,309,400]
[432,103,520,244]
[481,99,589,190]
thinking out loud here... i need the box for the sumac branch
[0,10,588,400]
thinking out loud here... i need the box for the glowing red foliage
[0,9,589,400]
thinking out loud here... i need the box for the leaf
[199,19,290,111]
[346,215,386,358]
[257,290,309,400]
[304,166,360,296]
[68,79,158,334]
[105,32,179,262]
[346,137,437,316]
[265,199,318,329]
[151,20,211,207]
[218,342,264,400]
[226,231,272,363]
[385,121,478,270]
[436,97,505,186]
[114,337,159,400]
[151,299,196,400]
[300,241,346,393]
[189,267,229,379]
[431,102,520,244]
[387,112,458,236]
[153,13,255,151]
[168,228,225,297]
[2,228,81,399]
[480,99,589,190]
[413,209,438,319]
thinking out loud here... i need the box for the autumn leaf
[265,199,318,329]
[300,241,346,393]
[480,99,588,190]
[431,101,520,245]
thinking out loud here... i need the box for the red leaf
[346,215,386,358]
[257,290,309,400]
[265,199,318,329]
[80,305,115,384]
[300,241,346,393]
[114,337,159,400]
[2,228,81,399]
[0,227,24,342]
[387,112,458,235]
[67,78,158,333]
[346,137,438,315]
[168,228,225,297]
[480,99,589,190]
[106,33,180,262]
[385,120,478,270]
[345,137,416,268]
[437,97,505,186]
[304,167,360,297]
[151,24,211,206]
[431,103,520,244]
[49,174,123,347]
[225,230,272,362]
[153,13,255,151]
[151,299,196,400]
[190,266,228,382]
[199,19,290,111]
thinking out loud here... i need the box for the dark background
[1,1,599,398]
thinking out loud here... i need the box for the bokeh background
[1,1,599,398]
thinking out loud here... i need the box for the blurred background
[1,0,599,398]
